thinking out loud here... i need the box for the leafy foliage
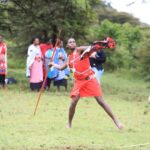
[0,0,97,47]
[96,20,142,70]
[0,0,149,80]
[135,29,150,80]
[94,1,141,25]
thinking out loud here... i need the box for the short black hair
[31,36,40,44]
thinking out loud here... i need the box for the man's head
[46,38,52,45]
[0,35,3,43]
[67,38,76,51]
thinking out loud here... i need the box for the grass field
[0,70,150,150]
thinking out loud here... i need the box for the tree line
[0,0,149,80]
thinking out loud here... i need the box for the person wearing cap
[49,38,122,129]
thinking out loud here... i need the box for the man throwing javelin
[49,38,123,129]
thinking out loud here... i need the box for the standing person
[53,40,70,91]
[89,49,106,83]
[40,38,53,57]
[44,46,53,90]
[45,40,70,91]
[26,37,43,91]
[40,38,53,89]
[0,35,7,88]
[49,38,122,129]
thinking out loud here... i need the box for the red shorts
[70,77,102,98]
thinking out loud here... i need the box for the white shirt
[26,44,41,77]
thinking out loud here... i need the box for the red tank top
[68,49,94,80]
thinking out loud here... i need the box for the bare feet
[117,123,123,130]
[66,122,71,129]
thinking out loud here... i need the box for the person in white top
[26,37,43,91]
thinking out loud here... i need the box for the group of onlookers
[26,37,70,91]
[0,35,106,90]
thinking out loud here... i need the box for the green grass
[0,70,150,150]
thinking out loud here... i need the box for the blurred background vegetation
[0,0,150,81]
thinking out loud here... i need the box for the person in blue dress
[45,40,70,91]
[53,40,70,91]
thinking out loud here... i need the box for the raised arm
[76,46,89,52]
[80,37,116,59]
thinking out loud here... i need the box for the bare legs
[67,95,122,129]
[95,96,123,129]
[67,95,80,128]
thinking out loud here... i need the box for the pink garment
[0,42,7,75]
[30,54,43,83]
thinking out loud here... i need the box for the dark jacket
[89,50,106,70]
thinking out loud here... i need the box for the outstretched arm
[76,46,89,52]
[81,37,116,59]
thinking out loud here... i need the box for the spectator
[40,38,53,88]
[0,35,7,88]
[26,37,43,91]
[40,38,53,57]
[53,41,70,91]
[89,49,106,83]
[44,46,53,90]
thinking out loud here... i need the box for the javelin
[33,30,61,116]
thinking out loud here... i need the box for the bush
[97,20,142,71]
[104,46,133,70]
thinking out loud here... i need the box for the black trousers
[30,82,43,91]
[0,74,5,86]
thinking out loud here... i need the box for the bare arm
[76,46,89,52]
[49,62,68,70]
